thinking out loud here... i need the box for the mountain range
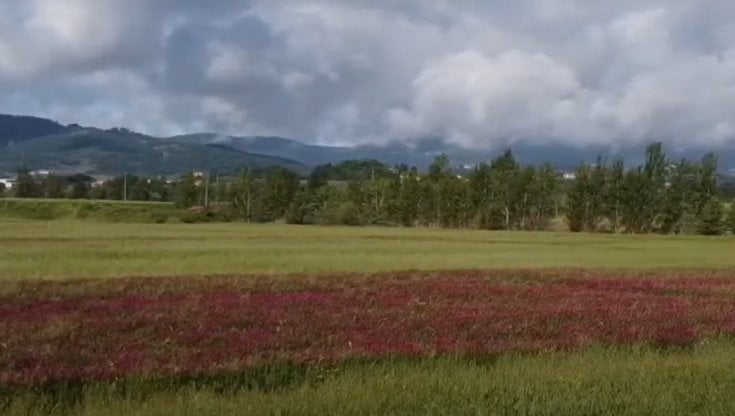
[1,113,735,177]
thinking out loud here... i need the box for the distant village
[0,167,582,193]
[0,169,184,192]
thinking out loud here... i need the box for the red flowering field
[3,269,735,387]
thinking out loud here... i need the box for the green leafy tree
[335,200,362,226]
[316,159,392,182]
[604,159,625,232]
[129,177,152,201]
[660,160,697,234]
[262,167,300,221]
[42,175,66,199]
[286,186,314,224]
[390,168,422,227]
[695,153,719,212]
[435,175,470,228]
[697,197,725,236]
[286,183,344,225]
[620,167,649,233]
[589,158,608,231]
[488,150,521,230]
[566,161,605,232]
[148,178,173,202]
[526,163,559,230]
[428,154,451,181]
[312,184,344,224]
[566,165,589,232]
[98,177,125,200]
[424,154,453,226]
[307,165,332,190]
[175,173,200,208]
[469,163,493,229]
[727,204,735,234]
[213,177,229,205]
[640,142,668,232]
[14,167,39,198]
[230,170,260,222]
[67,181,90,199]
[515,166,536,230]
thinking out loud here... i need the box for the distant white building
[0,178,15,190]
[562,172,577,181]
[30,169,51,177]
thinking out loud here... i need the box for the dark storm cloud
[2,0,735,149]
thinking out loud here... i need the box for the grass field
[1,221,735,280]
[8,344,735,416]
[3,220,735,415]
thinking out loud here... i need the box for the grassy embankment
[0,198,183,223]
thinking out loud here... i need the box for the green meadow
[3,218,735,415]
[1,220,734,281]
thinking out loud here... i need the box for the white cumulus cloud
[0,0,734,150]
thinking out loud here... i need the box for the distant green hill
[0,118,306,176]
[4,112,735,178]
[0,114,68,145]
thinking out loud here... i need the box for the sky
[1,0,735,150]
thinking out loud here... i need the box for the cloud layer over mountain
[2,0,735,150]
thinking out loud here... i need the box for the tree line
[3,143,735,235]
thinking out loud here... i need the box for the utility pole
[371,167,380,213]
[204,171,210,208]
[214,172,220,205]
[123,173,128,201]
